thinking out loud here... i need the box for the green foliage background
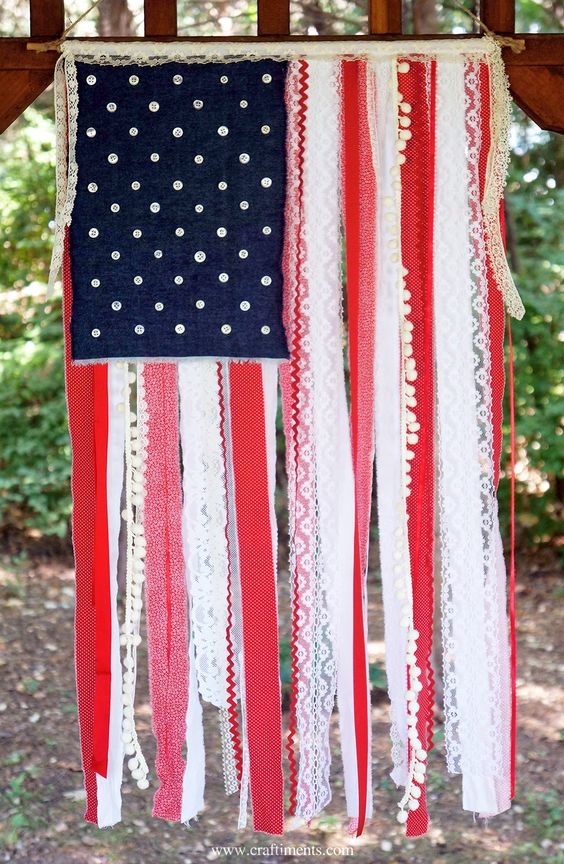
[0,1,562,546]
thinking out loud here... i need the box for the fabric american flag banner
[50,37,524,837]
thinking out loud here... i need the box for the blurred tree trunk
[412,0,438,33]
[97,0,135,36]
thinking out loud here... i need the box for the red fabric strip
[63,232,98,823]
[341,59,377,837]
[229,361,284,835]
[507,317,517,798]
[92,364,112,778]
[144,363,189,821]
[400,59,437,838]
[217,361,243,786]
[280,58,309,817]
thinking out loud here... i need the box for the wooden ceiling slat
[144,0,177,37]
[480,0,515,34]
[29,0,65,37]
[257,0,290,36]
[369,0,402,35]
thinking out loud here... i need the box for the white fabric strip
[96,362,125,827]
[370,58,409,789]
[261,362,280,566]
[434,57,505,814]
[300,58,353,822]
[181,635,206,822]
[61,37,501,64]
[178,360,229,709]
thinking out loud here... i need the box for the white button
[134,325,144,335]
[175,227,184,237]
[239,153,250,164]
[132,229,142,238]
[262,74,272,83]
[218,273,229,283]
[195,300,205,309]
[111,251,121,260]
[150,202,160,213]
[86,75,96,85]
[86,127,96,137]
[110,203,120,213]
[261,275,272,286]
[108,153,118,164]
[240,300,250,311]
[149,101,160,112]
[261,325,271,335]
[173,74,183,85]
[150,152,160,162]
[131,181,141,190]
[194,154,204,164]
[261,177,272,188]
[133,275,143,285]
[218,181,228,190]
[129,74,139,85]
[173,127,183,138]
[91,278,100,287]
[154,250,163,259]
[87,182,98,193]
[220,75,229,84]
[218,125,229,136]
[173,180,183,190]
[129,127,138,136]
[112,301,122,311]
[193,99,203,109]
[174,275,184,285]
[195,204,204,213]
[155,302,164,311]
[175,324,185,334]
[91,327,101,337]
[239,249,248,259]
[88,228,99,238]
[221,324,231,334]
[262,226,271,235]
[107,102,117,112]
[194,251,206,263]
[217,227,227,238]
[240,99,248,108]
[240,200,249,210]
[261,125,271,134]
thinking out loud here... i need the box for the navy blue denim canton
[70,60,289,361]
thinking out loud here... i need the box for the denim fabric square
[70,60,288,361]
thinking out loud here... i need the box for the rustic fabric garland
[53,37,522,837]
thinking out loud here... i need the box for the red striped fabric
[399,59,437,838]
[229,361,284,835]
[63,232,98,823]
[341,59,377,837]
[143,363,189,821]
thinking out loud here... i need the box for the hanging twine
[448,0,526,53]
[27,0,106,52]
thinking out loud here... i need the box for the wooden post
[257,0,290,36]
[29,0,65,36]
[369,0,402,35]
[480,0,515,34]
[144,0,177,37]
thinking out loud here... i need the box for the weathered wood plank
[480,0,515,34]
[144,0,177,37]
[257,0,290,35]
[29,0,65,37]
[369,0,402,34]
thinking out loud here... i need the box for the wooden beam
[0,70,56,133]
[480,0,515,34]
[144,0,177,37]
[29,0,65,37]
[257,0,290,36]
[508,65,564,134]
[369,0,402,35]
